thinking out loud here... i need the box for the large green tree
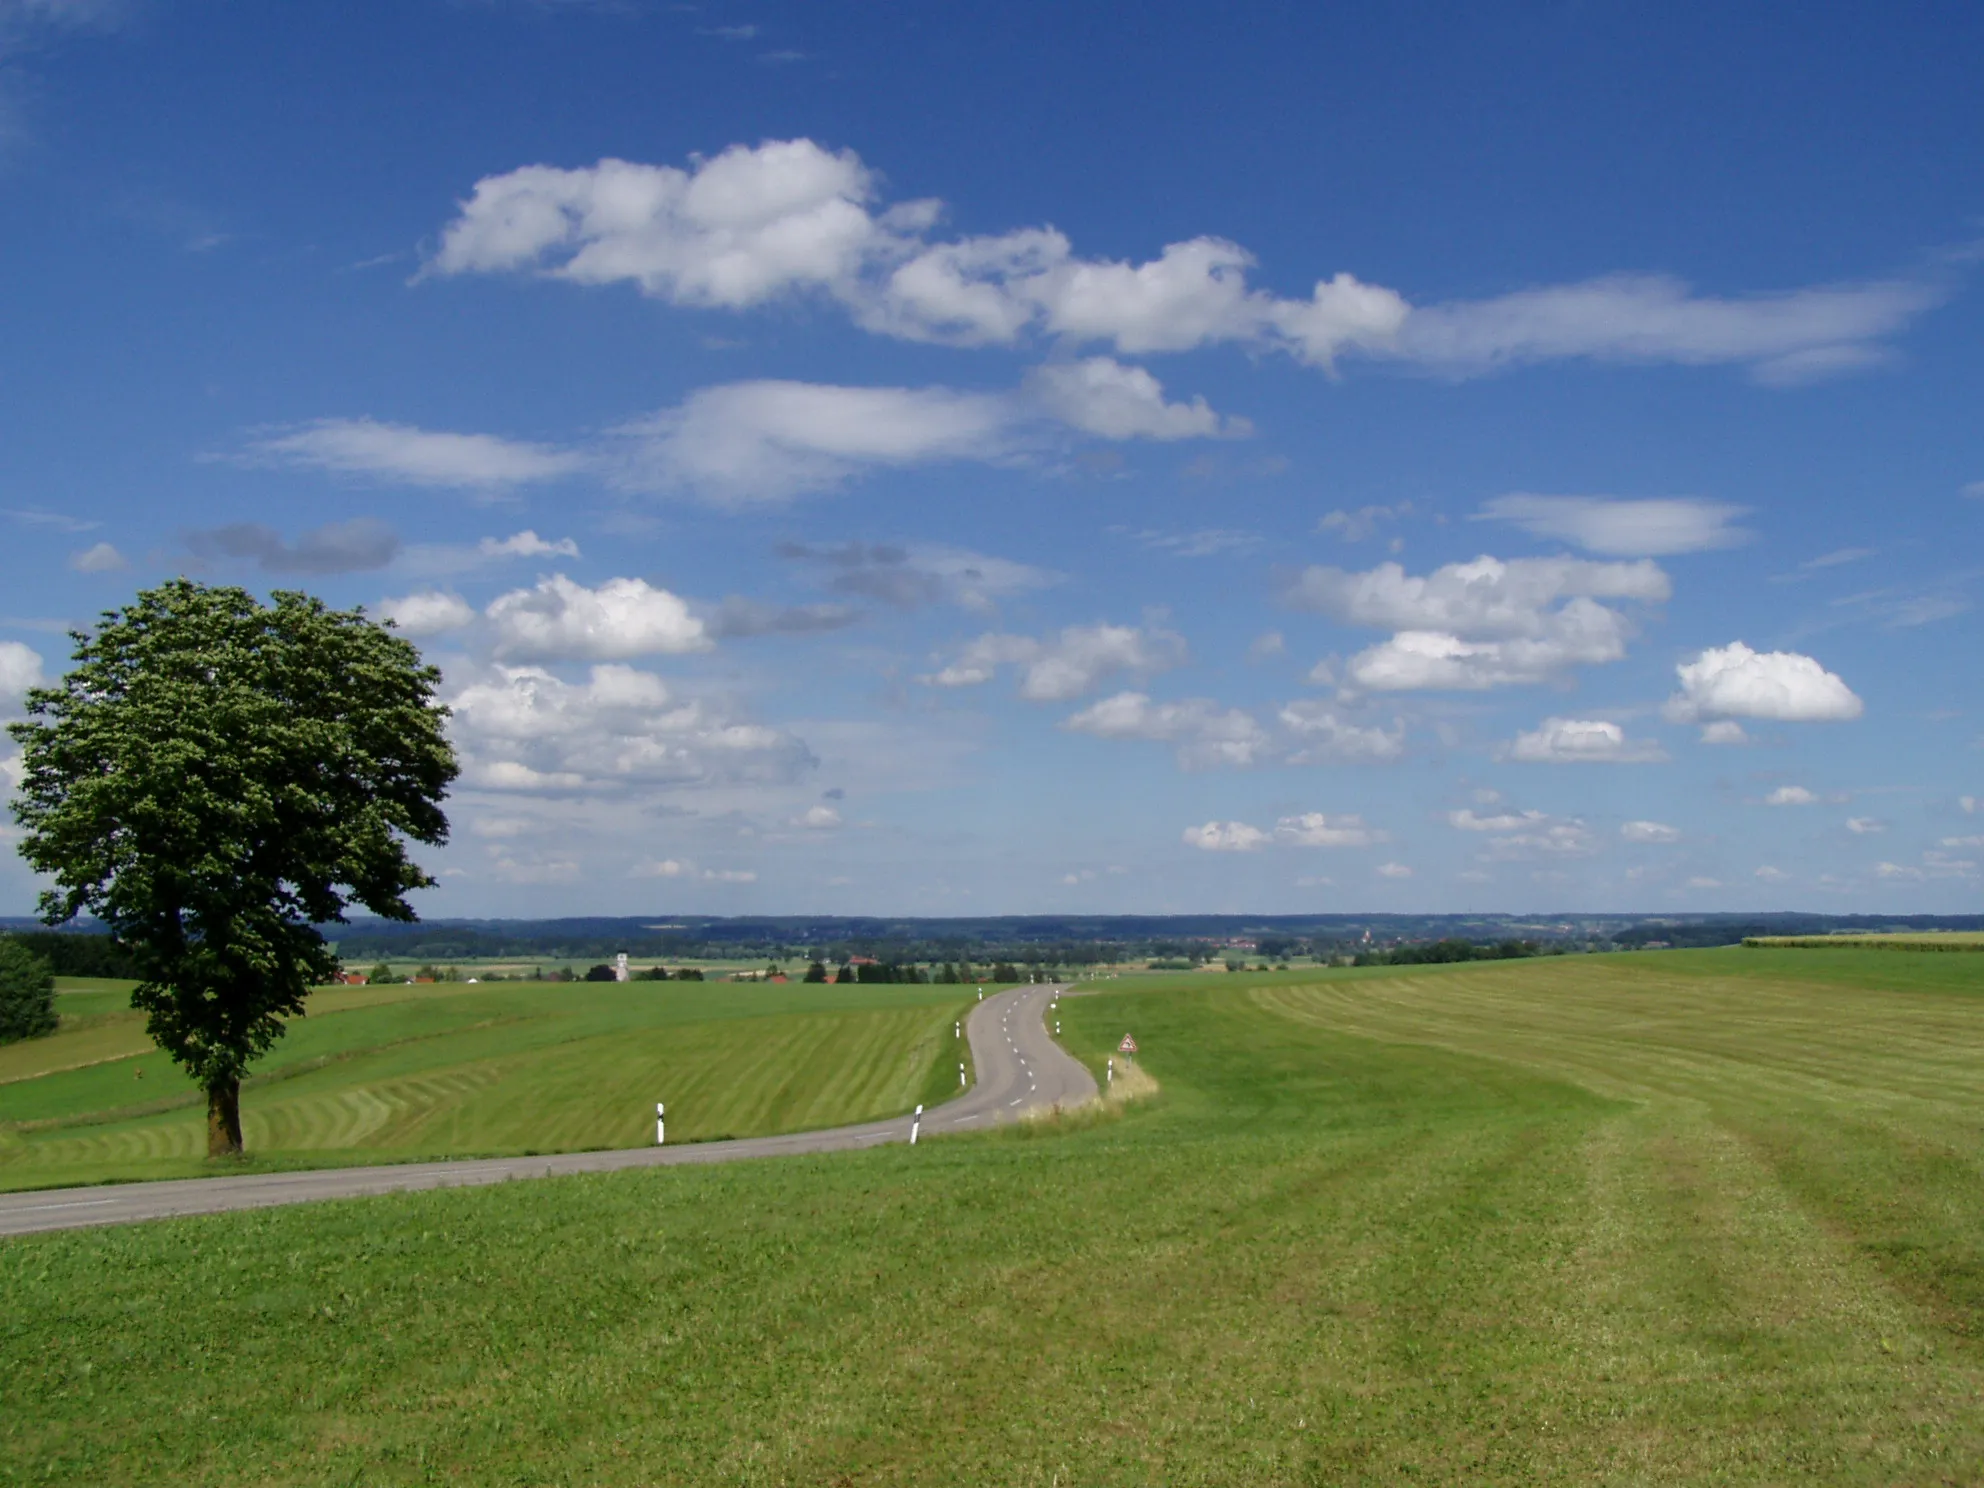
[7,580,458,1156]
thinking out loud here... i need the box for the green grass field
[1747,931,1984,950]
[0,978,971,1191]
[5,949,1984,1484]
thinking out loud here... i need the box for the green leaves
[7,580,459,1095]
[0,939,58,1043]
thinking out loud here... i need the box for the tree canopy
[0,940,57,1044]
[7,580,458,1155]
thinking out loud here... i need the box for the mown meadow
[0,978,971,1191]
[4,948,1983,1484]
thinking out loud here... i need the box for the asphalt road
[0,981,1097,1238]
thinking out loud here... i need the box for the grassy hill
[0,978,971,1191]
[4,949,1983,1484]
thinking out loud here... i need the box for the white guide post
[1107,1057,1114,1086]
[911,1103,924,1145]
[959,1061,967,1087]
[955,1020,961,1038]
[655,1102,665,1146]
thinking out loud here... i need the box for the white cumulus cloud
[1183,820,1270,852]
[924,623,1185,701]
[1342,611,1634,692]
[1449,807,1596,859]
[1275,701,1406,763]
[1621,820,1682,843]
[1025,357,1249,440]
[1765,785,1818,806]
[381,591,477,637]
[1449,808,1544,832]
[428,141,1935,382]
[428,142,1409,364]
[1287,555,1668,693]
[429,141,885,309]
[1286,554,1670,634]
[68,541,126,572]
[631,859,759,883]
[1846,816,1886,834]
[486,574,710,660]
[1182,814,1380,852]
[1063,691,1269,769]
[1506,717,1666,764]
[1665,641,1863,723]
[1699,720,1752,745]
[1062,693,1403,772]
[0,640,45,702]
[448,663,812,797]
[480,530,581,561]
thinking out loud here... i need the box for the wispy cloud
[185,518,399,574]
[777,540,1058,612]
[1317,503,1411,543]
[704,596,863,640]
[5,507,99,534]
[1827,574,1977,630]
[610,366,1239,504]
[1476,494,1749,557]
[239,418,588,491]
[1116,527,1262,558]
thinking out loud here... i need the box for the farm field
[1746,932,1984,950]
[0,978,970,1192]
[5,948,1984,1484]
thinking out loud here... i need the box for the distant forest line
[8,913,1984,976]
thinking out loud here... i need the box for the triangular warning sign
[1118,1034,1138,1053]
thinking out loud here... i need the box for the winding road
[0,981,1095,1238]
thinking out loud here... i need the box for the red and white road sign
[1118,1034,1138,1053]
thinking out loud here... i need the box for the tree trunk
[206,1076,243,1157]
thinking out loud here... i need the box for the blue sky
[2,0,1980,917]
